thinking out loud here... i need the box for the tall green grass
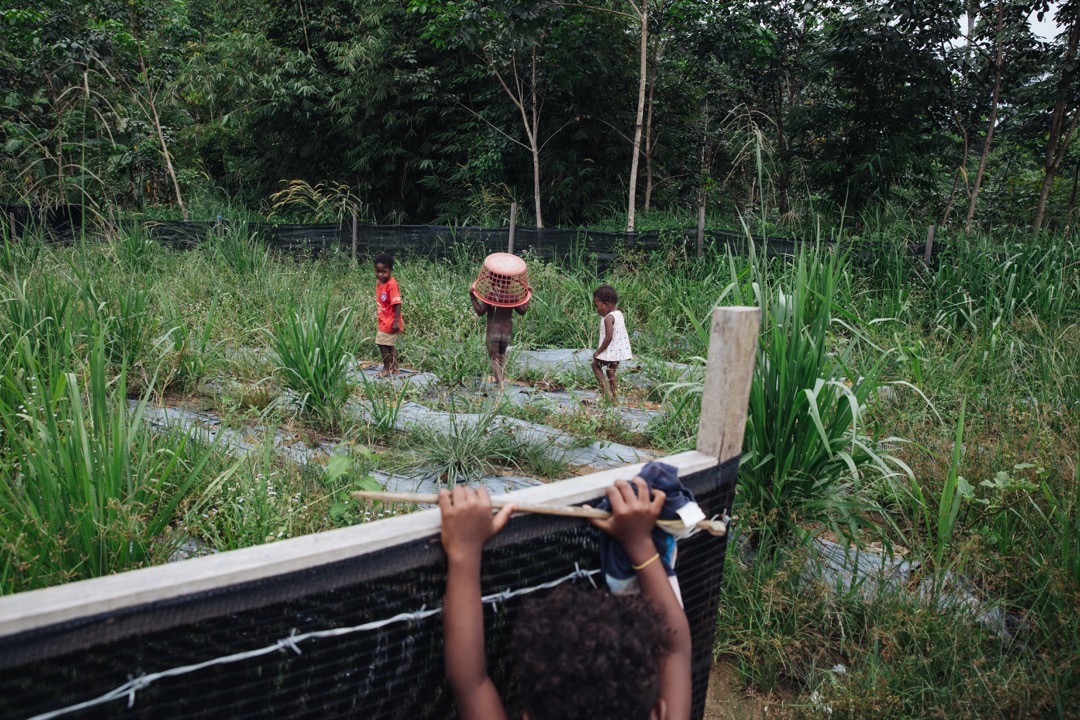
[1,215,1077,714]
[0,335,235,593]
[157,297,223,393]
[408,399,518,486]
[270,295,355,424]
[676,244,912,550]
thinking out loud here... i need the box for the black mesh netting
[139,220,799,264]
[1,202,833,263]
[0,459,736,720]
[1,203,84,240]
[4,202,954,267]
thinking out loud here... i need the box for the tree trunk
[942,8,976,227]
[1032,9,1080,233]
[643,0,664,211]
[138,51,187,221]
[490,45,544,228]
[529,44,543,228]
[965,0,1004,234]
[643,47,657,211]
[1066,155,1080,227]
[626,0,648,233]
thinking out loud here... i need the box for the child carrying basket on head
[469,253,530,390]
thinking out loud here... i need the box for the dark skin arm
[593,313,615,360]
[470,290,528,317]
[440,479,690,720]
[391,302,402,333]
[440,486,515,720]
[588,478,694,720]
[469,289,490,317]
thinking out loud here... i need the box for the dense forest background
[2,0,1078,231]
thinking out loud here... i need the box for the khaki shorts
[375,331,399,347]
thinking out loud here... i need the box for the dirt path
[705,661,791,720]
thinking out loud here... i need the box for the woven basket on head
[471,253,531,307]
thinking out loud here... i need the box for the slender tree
[410,0,585,228]
[1032,0,1080,232]
[625,0,649,232]
[966,0,1006,232]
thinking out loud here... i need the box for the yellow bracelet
[631,553,660,571]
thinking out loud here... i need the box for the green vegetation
[408,400,520,486]
[4,0,1079,712]
[269,295,356,426]
[0,223,1076,715]
[0,333,237,588]
[4,1,1079,232]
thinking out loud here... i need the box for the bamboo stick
[350,490,729,536]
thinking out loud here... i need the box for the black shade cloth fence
[2,202,891,264]
[0,458,736,720]
[2,202,956,272]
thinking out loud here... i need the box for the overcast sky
[959,4,1061,43]
[1029,3,1060,41]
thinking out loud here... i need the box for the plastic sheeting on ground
[806,538,1011,640]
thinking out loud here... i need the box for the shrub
[270,295,355,425]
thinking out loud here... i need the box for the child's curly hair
[593,284,619,305]
[512,584,668,720]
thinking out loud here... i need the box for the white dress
[596,310,633,362]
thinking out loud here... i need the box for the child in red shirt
[374,252,402,376]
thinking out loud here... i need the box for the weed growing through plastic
[270,295,356,427]
[407,399,519,486]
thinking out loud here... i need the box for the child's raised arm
[439,486,515,720]
[589,477,694,720]
[468,288,489,316]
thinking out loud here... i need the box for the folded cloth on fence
[595,461,706,603]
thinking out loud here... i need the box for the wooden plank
[924,224,935,265]
[696,306,760,463]
[0,450,716,637]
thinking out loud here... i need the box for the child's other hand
[439,486,515,562]
[587,477,664,561]
[391,320,401,333]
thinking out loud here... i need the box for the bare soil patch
[705,661,793,720]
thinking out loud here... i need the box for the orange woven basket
[471,253,531,307]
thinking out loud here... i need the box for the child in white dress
[591,284,633,402]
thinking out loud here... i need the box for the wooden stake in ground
[508,201,517,254]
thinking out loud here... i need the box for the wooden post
[696,306,760,462]
[923,224,935,265]
[351,211,358,264]
[696,204,706,258]
[508,202,518,254]
[7,213,15,242]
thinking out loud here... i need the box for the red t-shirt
[376,277,403,333]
